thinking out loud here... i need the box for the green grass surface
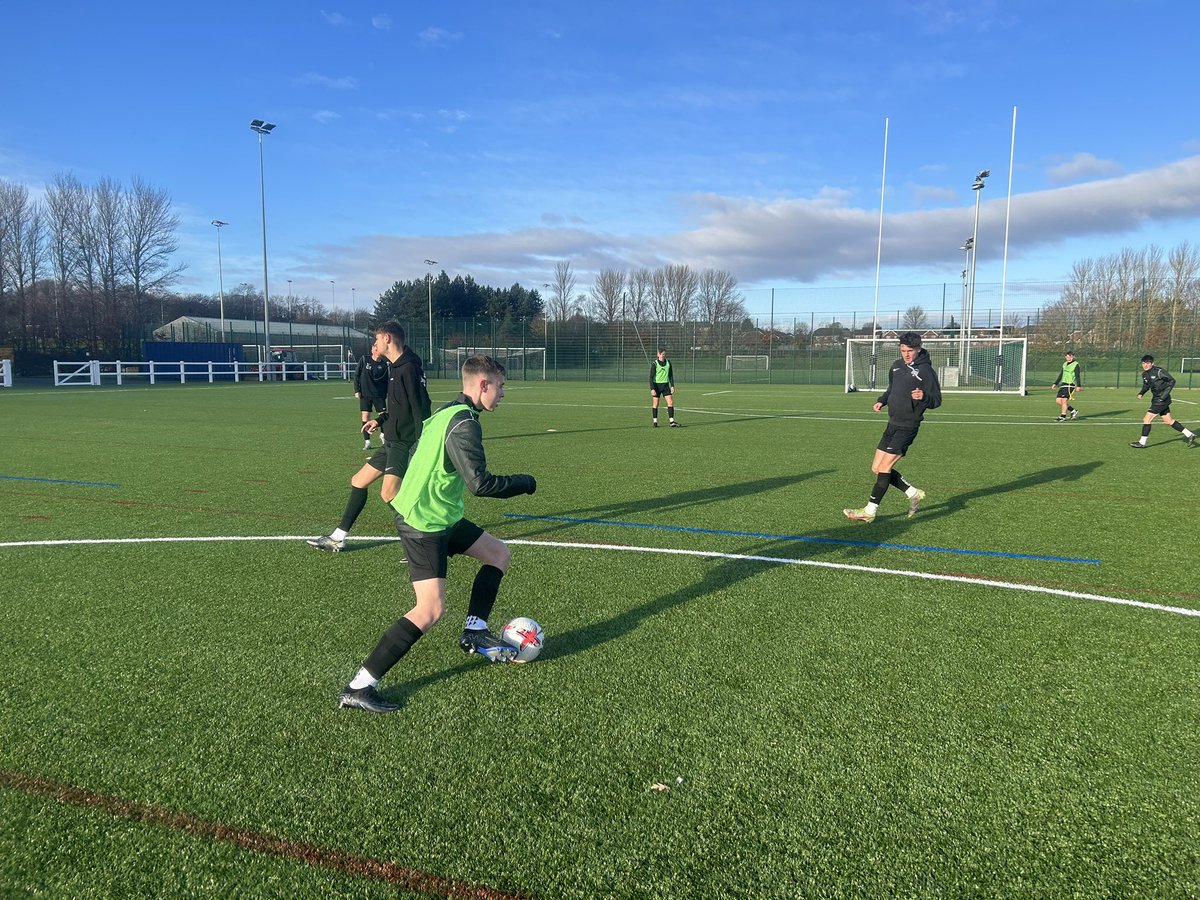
[1,379,1198,898]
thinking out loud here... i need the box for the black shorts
[651,382,672,397]
[360,397,385,414]
[396,517,485,582]
[1056,386,1076,399]
[366,440,414,477]
[1148,398,1172,416]
[877,423,919,456]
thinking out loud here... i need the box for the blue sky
[4,0,1199,320]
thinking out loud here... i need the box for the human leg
[308,459,384,550]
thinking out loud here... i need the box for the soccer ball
[500,617,544,663]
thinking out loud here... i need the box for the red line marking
[22,515,50,520]
[0,769,528,899]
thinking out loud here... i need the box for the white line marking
[701,390,733,396]
[2,535,1196,619]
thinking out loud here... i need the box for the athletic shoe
[669,421,680,427]
[363,439,372,450]
[1129,442,1146,449]
[1186,434,1196,448]
[306,534,346,552]
[1056,416,1066,422]
[907,488,926,519]
[337,684,400,714]
[459,629,518,663]
[843,507,875,523]
[652,421,658,428]
[1069,409,1078,420]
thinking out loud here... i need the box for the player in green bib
[1051,350,1082,421]
[649,346,679,427]
[338,355,538,714]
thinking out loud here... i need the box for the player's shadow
[1072,409,1131,420]
[506,470,836,540]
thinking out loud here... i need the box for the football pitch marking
[0,474,121,488]
[1,535,1196,619]
[503,513,1101,564]
[0,769,527,899]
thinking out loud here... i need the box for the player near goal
[337,355,538,714]
[1130,355,1196,449]
[844,332,942,523]
[306,320,431,552]
[650,347,680,427]
[1051,350,1082,422]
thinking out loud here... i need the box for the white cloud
[912,184,959,206]
[418,26,464,46]
[313,110,341,124]
[1047,152,1122,185]
[371,14,392,30]
[320,9,349,26]
[297,72,358,90]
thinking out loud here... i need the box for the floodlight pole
[250,118,276,372]
[424,259,438,371]
[967,170,989,346]
[211,220,228,341]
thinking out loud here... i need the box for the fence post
[90,360,100,386]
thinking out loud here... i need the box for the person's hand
[363,420,379,434]
[873,402,884,412]
[911,388,924,401]
[1074,387,1082,393]
[354,391,361,399]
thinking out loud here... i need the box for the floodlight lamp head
[212,219,228,227]
[249,119,276,134]
[424,259,437,266]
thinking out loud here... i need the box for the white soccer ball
[500,617,544,663]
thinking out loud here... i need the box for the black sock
[1142,424,1152,437]
[467,565,504,624]
[1170,421,1185,433]
[338,486,369,532]
[869,472,891,505]
[362,616,423,680]
[888,470,912,492]
[652,408,658,421]
[1067,405,1075,412]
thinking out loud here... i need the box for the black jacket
[1139,365,1175,402]
[374,350,432,446]
[877,348,942,426]
[354,355,389,400]
[440,394,536,499]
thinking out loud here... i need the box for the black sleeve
[354,358,365,392]
[649,361,656,386]
[1161,369,1176,392]
[876,364,893,407]
[403,369,432,437]
[444,413,535,498]
[668,361,675,387]
[1075,363,1082,388]
[921,362,942,410]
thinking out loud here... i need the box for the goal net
[845,337,1027,394]
[725,354,770,371]
[440,346,547,381]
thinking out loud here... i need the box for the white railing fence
[52,360,351,387]
[1,359,12,387]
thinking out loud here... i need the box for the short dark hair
[657,346,667,354]
[1141,354,1155,363]
[462,355,506,380]
[1064,350,1075,357]
[376,319,406,345]
[898,332,923,349]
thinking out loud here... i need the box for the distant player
[354,346,389,449]
[650,347,679,427]
[1051,350,1082,421]
[844,332,942,523]
[337,356,538,714]
[1130,355,1196,449]
[306,320,430,552]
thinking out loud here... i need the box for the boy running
[844,332,942,523]
[1130,355,1196,448]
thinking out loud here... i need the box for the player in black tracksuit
[844,332,942,523]
[354,349,390,449]
[306,320,432,552]
[1130,354,1196,449]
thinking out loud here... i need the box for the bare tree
[663,264,698,323]
[649,267,670,321]
[44,173,86,343]
[588,268,625,324]
[546,260,576,321]
[123,176,184,326]
[91,177,125,343]
[901,305,928,330]
[0,182,45,344]
[627,267,652,322]
[696,268,744,323]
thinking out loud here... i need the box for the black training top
[1139,365,1175,402]
[354,355,389,400]
[876,348,942,426]
[374,350,432,445]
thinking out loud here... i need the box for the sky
[3,0,1200,321]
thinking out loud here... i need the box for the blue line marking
[503,513,1101,565]
[1,475,122,488]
